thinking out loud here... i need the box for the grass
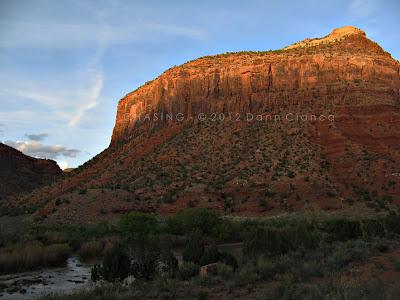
[39,284,132,300]
[78,240,104,259]
[0,243,71,274]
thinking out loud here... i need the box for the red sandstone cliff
[111,26,399,144]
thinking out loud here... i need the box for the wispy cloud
[15,90,64,108]
[1,18,108,128]
[1,62,104,127]
[68,70,104,127]
[25,133,48,141]
[2,83,102,127]
[0,21,204,49]
[3,140,80,159]
[0,110,58,125]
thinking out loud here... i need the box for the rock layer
[111,26,399,144]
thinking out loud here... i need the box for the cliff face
[13,26,400,224]
[111,26,399,144]
[0,143,62,210]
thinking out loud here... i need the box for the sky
[0,0,399,170]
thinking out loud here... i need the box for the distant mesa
[0,143,62,213]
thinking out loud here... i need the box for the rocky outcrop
[111,26,399,144]
[0,143,62,207]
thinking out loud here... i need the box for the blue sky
[0,0,399,169]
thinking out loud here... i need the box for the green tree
[182,230,205,264]
[118,212,159,240]
[92,245,130,282]
[167,208,221,235]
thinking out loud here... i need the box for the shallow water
[0,256,93,299]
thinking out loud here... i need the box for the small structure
[200,263,218,276]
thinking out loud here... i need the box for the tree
[91,245,130,282]
[167,208,221,235]
[182,230,205,264]
[118,211,159,240]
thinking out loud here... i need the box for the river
[0,256,93,299]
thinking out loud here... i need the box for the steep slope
[15,26,400,223]
[0,143,62,214]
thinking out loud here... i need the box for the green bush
[32,222,115,250]
[182,230,205,264]
[216,219,241,241]
[235,263,258,286]
[293,261,323,281]
[167,208,221,235]
[130,239,161,280]
[372,238,390,253]
[392,259,400,272]
[327,240,368,270]
[92,245,130,282]
[385,212,400,235]
[324,219,362,242]
[159,248,179,277]
[118,212,159,240]
[243,224,319,257]
[215,263,234,279]
[199,245,220,266]
[179,262,199,280]
[198,245,238,271]
[218,251,238,270]
[255,256,276,280]
[361,218,386,238]
[78,240,104,258]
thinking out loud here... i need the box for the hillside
[0,143,62,214]
[12,26,400,223]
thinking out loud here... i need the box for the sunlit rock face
[111,26,399,144]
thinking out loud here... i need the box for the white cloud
[58,161,69,170]
[3,140,80,159]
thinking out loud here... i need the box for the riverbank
[0,256,93,299]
